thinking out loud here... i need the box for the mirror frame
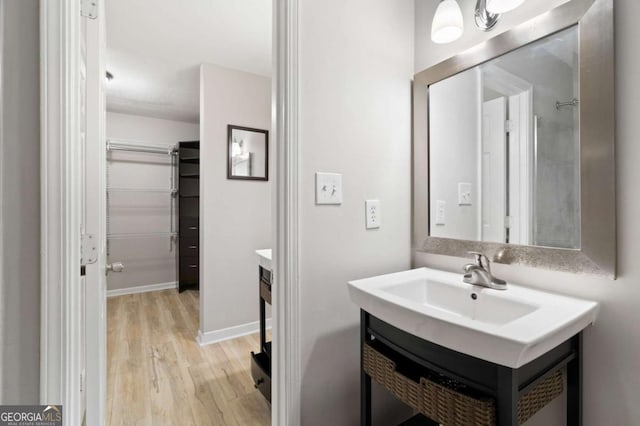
[413,0,615,277]
[227,124,270,181]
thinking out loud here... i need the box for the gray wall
[0,0,41,404]
[415,0,640,424]
[199,63,272,334]
[105,112,199,292]
[298,0,414,424]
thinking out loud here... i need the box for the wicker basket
[363,343,563,425]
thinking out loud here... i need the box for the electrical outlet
[458,182,472,206]
[316,172,343,205]
[365,200,381,229]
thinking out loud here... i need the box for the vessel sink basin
[348,267,599,368]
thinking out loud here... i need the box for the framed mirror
[227,125,269,181]
[413,0,615,277]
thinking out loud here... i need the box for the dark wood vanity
[360,310,582,426]
[251,264,272,402]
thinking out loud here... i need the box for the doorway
[102,1,274,424]
[40,1,302,424]
[481,64,534,246]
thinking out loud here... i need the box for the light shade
[431,0,464,44]
[486,0,526,14]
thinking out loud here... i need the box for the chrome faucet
[463,251,507,290]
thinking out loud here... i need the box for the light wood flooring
[107,289,271,426]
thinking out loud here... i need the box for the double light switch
[316,172,343,205]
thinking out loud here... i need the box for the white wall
[415,0,640,424]
[199,64,271,335]
[0,0,41,403]
[298,0,414,424]
[106,112,199,291]
[429,68,481,240]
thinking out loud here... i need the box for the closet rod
[107,139,177,155]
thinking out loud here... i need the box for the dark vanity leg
[567,333,583,426]
[361,310,372,426]
[259,267,266,351]
[496,367,519,426]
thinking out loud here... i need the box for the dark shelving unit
[177,141,200,292]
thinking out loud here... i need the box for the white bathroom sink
[256,249,272,271]
[348,267,599,368]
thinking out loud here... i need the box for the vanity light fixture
[431,0,464,44]
[486,0,526,14]
[474,0,500,32]
[474,0,526,32]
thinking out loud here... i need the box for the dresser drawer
[179,237,199,254]
[180,217,199,237]
[251,351,271,402]
[179,257,199,281]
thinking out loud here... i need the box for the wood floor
[107,289,271,426]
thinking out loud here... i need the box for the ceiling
[105,0,272,123]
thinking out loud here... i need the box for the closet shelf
[107,139,176,155]
[107,232,177,240]
[180,156,200,163]
[108,187,177,194]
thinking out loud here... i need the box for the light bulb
[486,0,526,14]
[431,0,464,44]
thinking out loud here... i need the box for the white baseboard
[197,319,272,346]
[106,281,177,298]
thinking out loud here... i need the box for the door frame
[272,0,302,424]
[83,3,108,424]
[40,0,303,425]
[482,65,533,245]
[507,90,533,245]
[481,96,508,243]
[39,1,83,425]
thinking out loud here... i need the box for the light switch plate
[458,182,472,206]
[435,200,446,225]
[365,200,381,229]
[316,172,343,205]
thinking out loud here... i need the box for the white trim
[483,64,532,96]
[476,69,483,241]
[40,1,83,425]
[507,90,533,246]
[196,319,273,346]
[83,4,107,424]
[273,0,301,425]
[106,282,177,298]
[0,5,5,397]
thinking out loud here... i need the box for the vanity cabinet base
[360,310,582,426]
[398,414,438,426]
[251,265,272,403]
[251,351,271,402]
